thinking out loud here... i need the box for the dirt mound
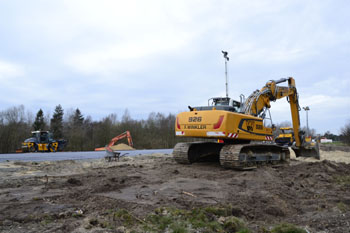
[96,143,135,151]
[110,143,135,151]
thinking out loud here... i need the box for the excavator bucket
[292,141,320,159]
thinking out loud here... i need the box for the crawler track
[173,143,192,164]
[219,144,245,169]
[173,142,224,164]
[173,142,290,169]
[220,144,290,169]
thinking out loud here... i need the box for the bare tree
[0,105,31,153]
[340,121,350,145]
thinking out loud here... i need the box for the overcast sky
[0,0,349,134]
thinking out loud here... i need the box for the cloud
[231,45,313,64]
[0,0,349,135]
[60,0,203,75]
[65,32,194,75]
[0,60,23,79]
[269,92,350,134]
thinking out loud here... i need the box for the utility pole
[222,51,229,98]
[303,106,310,137]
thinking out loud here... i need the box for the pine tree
[33,109,46,130]
[73,108,84,127]
[50,104,64,138]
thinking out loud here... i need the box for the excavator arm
[244,77,319,158]
[107,131,133,148]
[94,131,134,151]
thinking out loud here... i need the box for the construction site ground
[0,149,350,233]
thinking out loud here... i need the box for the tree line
[0,105,184,153]
[0,105,349,154]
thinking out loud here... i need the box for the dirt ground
[0,150,350,233]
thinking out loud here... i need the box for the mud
[0,150,350,232]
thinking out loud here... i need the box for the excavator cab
[209,97,242,112]
[211,97,231,106]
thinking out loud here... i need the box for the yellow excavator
[173,76,320,169]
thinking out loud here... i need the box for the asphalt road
[0,149,173,163]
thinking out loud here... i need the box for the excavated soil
[96,143,135,151]
[110,143,135,151]
[0,150,350,232]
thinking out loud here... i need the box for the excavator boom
[244,77,319,158]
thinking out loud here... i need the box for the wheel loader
[173,77,320,169]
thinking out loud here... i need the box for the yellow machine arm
[244,77,303,147]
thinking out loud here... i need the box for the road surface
[0,149,173,162]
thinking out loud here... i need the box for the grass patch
[223,216,249,233]
[322,141,347,146]
[271,223,307,233]
[334,175,350,186]
[39,214,54,226]
[204,206,232,217]
[91,207,309,233]
[97,206,248,232]
[142,206,249,233]
[337,202,349,213]
[113,209,140,226]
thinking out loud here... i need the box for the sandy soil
[110,143,135,151]
[95,143,135,151]
[0,150,350,232]
[290,148,350,164]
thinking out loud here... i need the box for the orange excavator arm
[107,131,133,148]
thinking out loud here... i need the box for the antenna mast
[222,51,229,97]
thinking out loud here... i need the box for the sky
[0,0,349,134]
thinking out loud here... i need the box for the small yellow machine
[173,77,320,169]
[21,131,66,152]
[275,127,294,146]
